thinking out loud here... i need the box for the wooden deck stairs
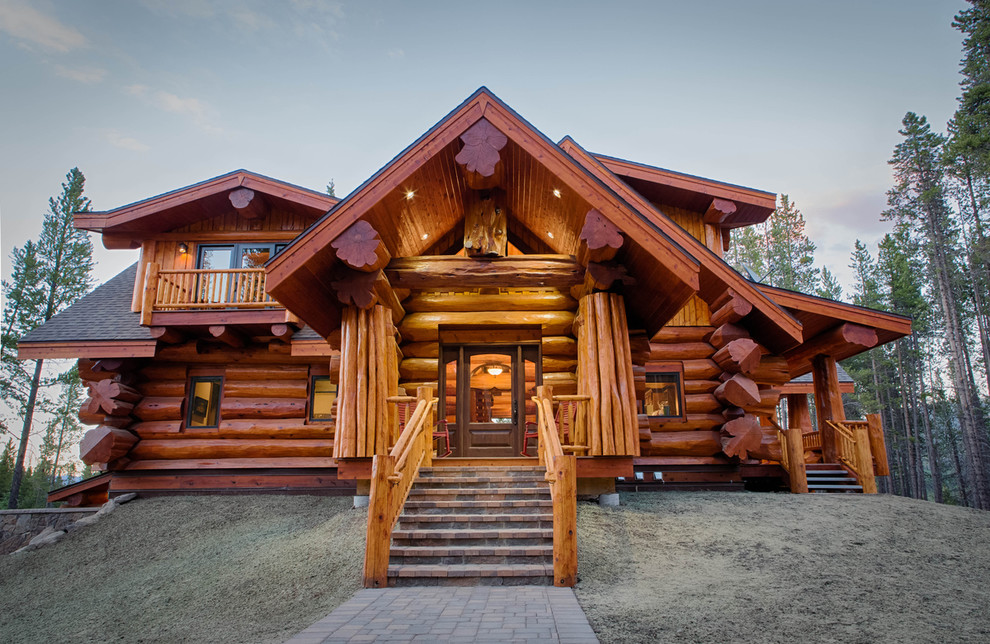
[806,463,864,493]
[387,466,555,586]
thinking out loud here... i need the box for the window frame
[186,374,224,431]
[643,361,686,422]
[308,374,337,423]
[196,243,286,270]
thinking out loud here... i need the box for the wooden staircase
[806,463,864,493]
[387,466,555,586]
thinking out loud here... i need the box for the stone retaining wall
[1,508,99,555]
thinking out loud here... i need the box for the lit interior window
[188,377,222,428]
[310,376,337,421]
[645,373,682,418]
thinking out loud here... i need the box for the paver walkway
[285,586,599,643]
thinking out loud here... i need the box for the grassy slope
[576,492,990,644]
[0,496,365,644]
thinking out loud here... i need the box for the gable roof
[557,137,804,353]
[74,169,339,245]
[266,87,707,338]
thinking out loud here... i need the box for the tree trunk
[7,359,44,509]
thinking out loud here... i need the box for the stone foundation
[0,508,98,555]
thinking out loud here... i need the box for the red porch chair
[433,419,452,458]
[521,400,577,456]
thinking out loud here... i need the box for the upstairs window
[644,363,684,419]
[197,243,287,270]
[188,376,222,428]
[309,376,337,422]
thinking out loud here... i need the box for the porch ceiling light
[485,364,503,377]
[553,188,561,198]
[405,189,415,200]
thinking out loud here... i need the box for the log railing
[802,431,823,452]
[553,394,590,455]
[825,420,878,494]
[533,385,577,587]
[143,263,280,319]
[768,416,808,493]
[363,386,437,588]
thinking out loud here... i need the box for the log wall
[76,344,338,473]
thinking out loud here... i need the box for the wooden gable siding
[650,204,712,327]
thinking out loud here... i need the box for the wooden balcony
[141,263,293,329]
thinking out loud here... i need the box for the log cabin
[20,88,911,586]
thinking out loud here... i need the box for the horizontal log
[220,397,307,420]
[643,413,725,432]
[683,359,721,380]
[640,430,722,457]
[713,338,762,375]
[709,290,753,327]
[684,379,720,394]
[399,310,574,342]
[649,342,714,361]
[155,343,329,364]
[137,380,186,397]
[784,323,879,369]
[720,415,763,459]
[748,428,783,461]
[652,326,714,343]
[403,290,577,313]
[139,364,188,382]
[748,355,791,386]
[745,387,782,417]
[714,373,761,408]
[134,397,185,422]
[709,323,749,349]
[386,255,585,290]
[78,406,105,426]
[224,380,308,399]
[223,364,311,380]
[130,438,334,460]
[122,457,336,471]
[129,421,182,436]
[79,426,138,465]
[685,393,721,414]
[543,372,577,395]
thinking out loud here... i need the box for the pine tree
[885,112,990,509]
[5,168,94,509]
[38,367,84,488]
[817,266,843,300]
[765,195,820,292]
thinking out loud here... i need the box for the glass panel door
[197,245,233,304]
[463,348,517,457]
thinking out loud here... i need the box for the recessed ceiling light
[421,233,429,240]
[547,231,555,239]
[552,189,561,198]
[405,190,415,200]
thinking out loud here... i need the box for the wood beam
[570,262,633,300]
[270,323,295,342]
[577,209,623,265]
[150,326,185,345]
[228,187,267,219]
[331,220,390,272]
[703,197,737,224]
[785,323,878,371]
[80,426,138,466]
[208,325,246,348]
[385,255,584,290]
[332,268,379,309]
[455,118,508,190]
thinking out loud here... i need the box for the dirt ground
[0,496,365,644]
[575,492,990,644]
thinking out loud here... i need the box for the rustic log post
[463,189,508,257]
[363,453,395,588]
[418,386,434,467]
[853,423,878,494]
[811,354,844,463]
[553,453,578,587]
[140,262,160,326]
[866,413,890,476]
[785,394,810,493]
[333,304,391,458]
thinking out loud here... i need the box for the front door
[440,344,541,457]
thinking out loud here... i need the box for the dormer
[73,170,337,341]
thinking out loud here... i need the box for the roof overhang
[75,170,339,248]
[558,138,804,354]
[267,87,703,338]
[18,340,157,360]
[759,284,913,376]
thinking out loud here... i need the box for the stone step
[390,545,553,566]
[392,527,552,547]
[419,466,544,475]
[404,499,553,512]
[806,476,859,483]
[387,563,554,587]
[806,470,851,477]
[398,514,552,531]
[808,484,864,492]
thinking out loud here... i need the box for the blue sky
[0,0,969,294]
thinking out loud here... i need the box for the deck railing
[768,416,809,493]
[362,387,436,588]
[533,385,577,587]
[141,263,281,323]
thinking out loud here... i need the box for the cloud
[388,49,404,59]
[104,130,150,152]
[55,64,107,84]
[125,84,221,134]
[0,0,87,52]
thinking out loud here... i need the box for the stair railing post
[363,453,395,588]
[853,423,878,493]
[553,453,577,587]
[418,386,433,469]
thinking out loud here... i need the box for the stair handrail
[533,385,577,587]
[825,419,878,494]
[766,417,790,474]
[362,386,437,588]
[766,415,810,493]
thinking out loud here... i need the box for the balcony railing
[140,263,282,324]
